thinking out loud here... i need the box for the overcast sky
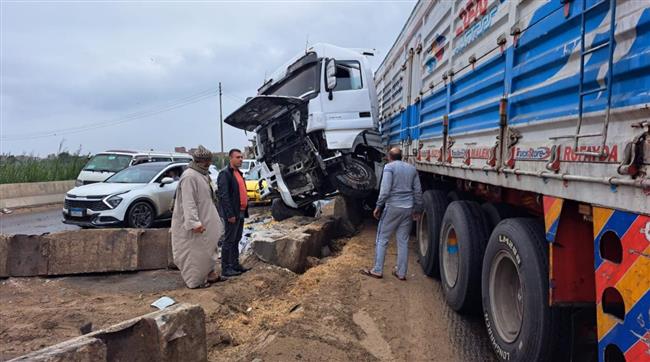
[1,1,415,156]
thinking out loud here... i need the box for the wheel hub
[442,227,459,288]
[418,211,429,256]
[489,250,523,343]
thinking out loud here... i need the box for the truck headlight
[75,179,83,187]
[106,195,123,209]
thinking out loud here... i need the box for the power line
[2,87,220,141]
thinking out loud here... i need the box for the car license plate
[70,208,84,217]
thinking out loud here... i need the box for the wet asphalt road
[0,206,80,235]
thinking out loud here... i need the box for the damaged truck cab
[225,44,384,212]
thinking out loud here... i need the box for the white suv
[63,162,188,228]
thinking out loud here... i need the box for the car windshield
[242,161,253,170]
[83,154,132,172]
[245,169,260,180]
[264,62,321,98]
[105,164,166,184]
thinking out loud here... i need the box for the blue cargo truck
[375,0,649,361]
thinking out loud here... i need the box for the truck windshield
[83,154,132,172]
[264,62,321,98]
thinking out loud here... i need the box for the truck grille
[64,199,110,211]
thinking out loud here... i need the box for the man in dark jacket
[217,148,250,277]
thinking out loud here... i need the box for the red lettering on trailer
[456,0,489,36]
[560,144,618,163]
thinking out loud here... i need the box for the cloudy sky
[1,0,415,156]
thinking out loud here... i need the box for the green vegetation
[0,151,90,184]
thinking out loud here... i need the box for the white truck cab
[225,44,384,213]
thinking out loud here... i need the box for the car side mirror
[160,177,174,187]
[325,59,337,100]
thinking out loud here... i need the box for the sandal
[392,270,406,281]
[207,272,227,283]
[196,282,212,289]
[359,268,383,279]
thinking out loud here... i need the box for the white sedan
[62,162,188,228]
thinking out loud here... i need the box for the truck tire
[482,218,568,362]
[330,157,376,199]
[439,201,490,312]
[447,190,477,202]
[417,190,449,278]
[481,203,519,230]
[271,199,304,221]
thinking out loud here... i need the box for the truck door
[321,60,374,132]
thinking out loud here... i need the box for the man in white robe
[171,145,225,288]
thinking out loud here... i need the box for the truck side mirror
[325,59,337,100]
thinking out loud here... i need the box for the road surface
[0,205,79,235]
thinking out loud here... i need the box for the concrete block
[7,234,48,276]
[151,303,207,361]
[252,217,337,273]
[137,228,171,270]
[0,235,9,278]
[331,196,363,236]
[0,180,74,209]
[8,337,107,362]
[8,304,206,362]
[44,229,139,275]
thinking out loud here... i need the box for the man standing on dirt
[217,148,251,277]
[361,147,423,281]
[171,145,225,288]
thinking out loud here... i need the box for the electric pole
[219,82,224,154]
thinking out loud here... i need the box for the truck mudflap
[224,95,305,132]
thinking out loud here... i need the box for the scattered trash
[79,322,92,335]
[246,307,253,313]
[288,303,302,314]
[150,296,176,310]
[1,208,13,214]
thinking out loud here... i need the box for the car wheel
[127,201,155,228]
[330,157,376,199]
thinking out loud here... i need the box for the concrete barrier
[0,228,172,278]
[8,303,207,362]
[251,214,346,273]
[0,180,75,209]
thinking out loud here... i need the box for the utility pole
[219,82,224,153]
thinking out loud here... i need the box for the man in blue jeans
[361,147,423,280]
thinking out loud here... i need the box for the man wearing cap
[217,148,251,277]
[171,145,225,288]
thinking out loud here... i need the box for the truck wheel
[439,201,490,312]
[447,190,477,202]
[482,218,568,362]
[481,203,519,230]
[330,157,376,199]
[417,190,449,278]
[271,199,304,221]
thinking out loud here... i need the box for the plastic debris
[151,296,176,310]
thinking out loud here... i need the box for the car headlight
[105,195,123,209]
[75,179,83,187]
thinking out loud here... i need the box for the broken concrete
[8,303,206,362]
[323,196,364,235]
[251,216,341,273]
[0,228,172,277]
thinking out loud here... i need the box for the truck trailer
[375,0,649,361]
